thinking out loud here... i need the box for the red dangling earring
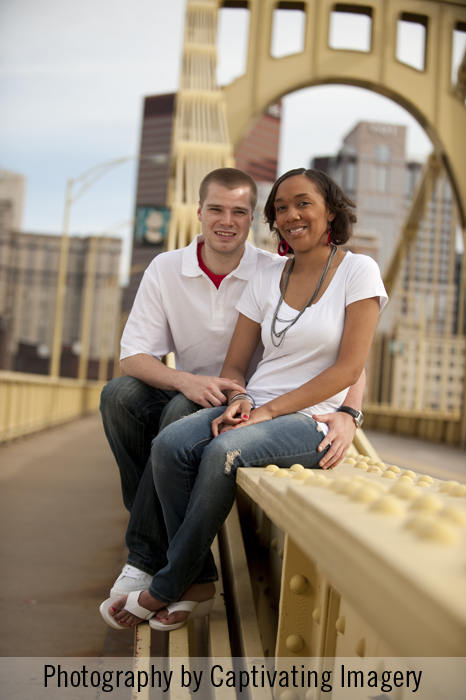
[277,239,290,256]
[326,226,332,246]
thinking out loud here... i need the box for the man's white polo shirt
[120,235,278,377]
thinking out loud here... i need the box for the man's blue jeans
[147,407,328,604]
[100,377,218,580]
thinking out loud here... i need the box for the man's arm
[312,368,366,469]
[120,354,243,408]
[120,260,243,408]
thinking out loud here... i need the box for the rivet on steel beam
[356,638,366,657]
[335,615,346,634]
[279,691,299,700]
[290,574,309,594]
[285,634,305,653]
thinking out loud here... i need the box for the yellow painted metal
[98,276,115,382]
[78,237,99,380]
[218,504,265,659]
[50,179,73,377]
[363,402,461,443]
[208,536,236,663]
[131,624,151,700]
[166,0,235,251]
[237,466,466,657]
[275,536,328,658]
[0,371,103,443]
[352,427,380,461]
[223,0,466,224]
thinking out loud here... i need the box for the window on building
[375,145,391,163]
[345,161,356,193]
[373,165,388,192]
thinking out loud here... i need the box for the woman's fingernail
[242,415,248,419]
[111,607,116,612]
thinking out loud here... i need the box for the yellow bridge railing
[0,371,104,443]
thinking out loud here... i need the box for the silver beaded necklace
[270,244,338,347]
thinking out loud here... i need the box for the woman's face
[274,175,335,252]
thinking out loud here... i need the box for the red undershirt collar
[197,242,227,289]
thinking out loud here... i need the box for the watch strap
[337,405,364,427]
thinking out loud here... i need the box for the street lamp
[49,154,165,378]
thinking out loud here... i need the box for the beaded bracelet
[227,393,256,410]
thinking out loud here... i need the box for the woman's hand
[211,399,252,437]
[226,406,274,431]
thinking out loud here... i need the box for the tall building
[314,122,409,274]
[382,173,464,414]
[134,93,175,215]
[125,93,282,311]
[0,228,121,379]
[313,120,464,415]
[123,94,175,313]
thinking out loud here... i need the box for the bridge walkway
[1,414,465,658]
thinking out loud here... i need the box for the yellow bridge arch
[222,0,466,224]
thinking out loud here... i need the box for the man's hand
[312,411,356,470]
[176,374,244,408]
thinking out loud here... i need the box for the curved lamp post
[49,154,164,378]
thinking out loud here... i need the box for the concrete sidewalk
[0,414,128,657]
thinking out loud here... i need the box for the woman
[100,168,388,631]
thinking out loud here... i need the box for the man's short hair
[199,168,258,211]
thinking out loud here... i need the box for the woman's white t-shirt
[236,251,388,433]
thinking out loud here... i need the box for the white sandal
[99,591,156,630]
[149,598,215,632]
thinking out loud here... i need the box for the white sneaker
[110,565,153,597]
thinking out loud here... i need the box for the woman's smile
[285,225,307,236]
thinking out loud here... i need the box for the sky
[1,0,451,280]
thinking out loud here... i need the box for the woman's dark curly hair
[263,168,357,248]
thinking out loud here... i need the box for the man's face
[197,182,254,256]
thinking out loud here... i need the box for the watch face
[357,412,364,428]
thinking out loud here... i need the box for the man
[101,168,364,597]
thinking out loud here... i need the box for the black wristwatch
[338,406,364,429]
